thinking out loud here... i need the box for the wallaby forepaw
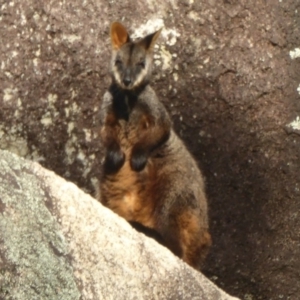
[130,150,148,172]
[104,148,125,174]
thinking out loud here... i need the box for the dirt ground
[1,0,300,299]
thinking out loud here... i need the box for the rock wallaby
[98,22,211,269]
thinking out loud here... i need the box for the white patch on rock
[68,122,75,135]
[62,34,80,43]
[131,19,164,39]
[187,11,200,21]
[48,93,58,104]
[41,116,52,127]
[83,129,92,142]
[0,130,29,157]
[132,18,180,47]
[20,13,27,25]
[14,110,20,118]
[203,57,210,64]
[289,48,300,59]
[154,60,161,66]
[71,89,78,99]
[65,108,70,118]
[3,90,13,102]
[5,72,13,78]
[36,48,41,57]
[39,94,59,127]
[82,166,91,179]
[33,12,40,21]
[72,102,78,112]
[162,27,180,47]
[297,84,300,95]
[244,294,254,300]
[90,177,98,193]
[160,46,172,70]
[3,88,18,102]
[47,93,57,110]
[33,58,39,67]
[288,116,300,131]
[64,138,77,165]
[30,149,45,162]
[77,151,86,163]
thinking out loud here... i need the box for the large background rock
[0,0,300,299]
[0,150,239,300]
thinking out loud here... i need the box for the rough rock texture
[0,0,300,299]
[0,150,239,300]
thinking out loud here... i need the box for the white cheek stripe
[132,68,148,88]
[112,65,123,87]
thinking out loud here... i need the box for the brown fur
[98,22,211,270]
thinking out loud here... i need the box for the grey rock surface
[0,150,239,300]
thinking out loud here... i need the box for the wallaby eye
[115,59,122,66]
[137,61,145,68]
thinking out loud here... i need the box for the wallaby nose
[123,77,131,86]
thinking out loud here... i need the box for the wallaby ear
[139,28,162,50]
[110,22,130,49]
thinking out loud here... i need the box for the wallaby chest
[102,92,156,225]
[111,94,150,148]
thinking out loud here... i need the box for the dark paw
[104,148,125,174]
[130,150,148,172]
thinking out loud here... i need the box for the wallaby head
[110,22,162,90]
